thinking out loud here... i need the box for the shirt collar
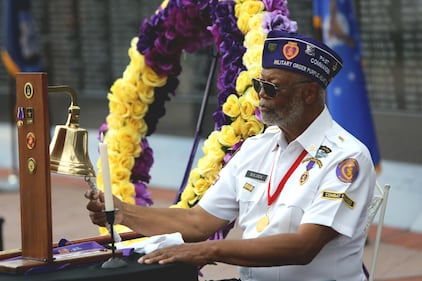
[295,106,333,156]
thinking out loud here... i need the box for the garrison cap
[262,30,343,88]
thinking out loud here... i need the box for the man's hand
[138,242,215,266]
[85,190,123,226]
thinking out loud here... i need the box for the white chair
[363,182,391,281]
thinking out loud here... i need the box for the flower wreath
[96,0,297,235]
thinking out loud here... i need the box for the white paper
[116,232,184,254]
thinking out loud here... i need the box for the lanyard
[267,148,308,206]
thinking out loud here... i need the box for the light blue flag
[313,0,380,169]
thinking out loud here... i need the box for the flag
[1,0,43,76]
[313,0,381,170]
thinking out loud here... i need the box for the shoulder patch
[336,158,359,183]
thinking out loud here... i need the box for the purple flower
[223,140,244,164]
[131,139,154,183]
[134,182,153,206]
[262,0,290,15]
[255,108,263,123]
[262,10,298,33]
[97,121,108,142]
[212,109,229,131]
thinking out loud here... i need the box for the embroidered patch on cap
[283,42,299,60]
[336,158,359,183]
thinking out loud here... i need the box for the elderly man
[87,30,376,281]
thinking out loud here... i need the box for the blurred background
[1,0,420,160]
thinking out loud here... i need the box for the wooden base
[0,249,116,274]
[0,232,141,273]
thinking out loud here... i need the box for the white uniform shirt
[199,107,376,281]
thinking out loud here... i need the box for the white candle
[99,142,114,212]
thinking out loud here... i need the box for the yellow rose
[111,167,131,184]
[142,66,167,87]
[205,146,226,163]
[244,86,259,106]
[179,185,197,205]
[192,177,212,196]
[109,152,135,171]
[188,168,201,183]
[239,95,255,119]
[243,46,263,71]
[202,131,220,153]
[241,116,264,138]
[237,13,250,34]
[197,155,223,174]
[234,3,241,18]
[174,199,189,209]
[137,118,148,137]
[222,94,241,118]
[125,117,148,137]
[236,71,251,95]
[137,81,155,104]
[111,78,138,101]
[239,89,259,119]
[248,13,263,31]
[244,29,265,50]
[242,0,264,15]
[218,125,241,147]
[128,37,144,68]
[104,131,119,152]
[106,113,123,130]
[230,116,245,136]
[115,127,142,156]
[116,181,135,200]
[129,99,148,120]
[108,93,129,117]
[248,67,261,82]
[122,65,139,85]
[196,158,223,182]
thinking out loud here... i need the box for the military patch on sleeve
[321,191,355,208]
[336,158,359,183]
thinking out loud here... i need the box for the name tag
[245,170,268,182]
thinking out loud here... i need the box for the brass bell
[48,86,95,177]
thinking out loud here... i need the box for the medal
[255,148,308,233]
[256,214,269,232]
[299,170,309,185]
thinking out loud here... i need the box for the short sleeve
[301,152,375,237]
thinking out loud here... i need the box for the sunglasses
[251,78,313,98]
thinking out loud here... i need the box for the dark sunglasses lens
[252,78,276,98]
[262,82,276,97]
[252,78,261,93]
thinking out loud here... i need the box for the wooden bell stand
[0,73,140,273]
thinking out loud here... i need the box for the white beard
[261,94,305,129]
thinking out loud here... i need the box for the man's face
[257,69,309,128]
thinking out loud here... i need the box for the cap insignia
[283,42,299,60]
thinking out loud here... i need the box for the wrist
[115,201,127,225]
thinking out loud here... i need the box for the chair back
[363,182,391,281]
